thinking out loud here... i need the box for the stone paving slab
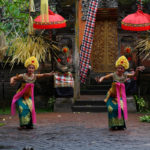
[0,113,150,150]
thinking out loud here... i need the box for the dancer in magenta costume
[10,56,54,130]
[96,56,145,130]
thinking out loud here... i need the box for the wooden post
[137,32,141,98]
[74,0,80,103]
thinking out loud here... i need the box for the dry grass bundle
[8,35,53,66]
[7,35,62,70]
[0,32,8,62]
[135,38,150,61]
[0,46,8,62]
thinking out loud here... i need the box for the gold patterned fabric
[91,19,118,72]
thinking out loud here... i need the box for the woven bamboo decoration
[40,0,49,23]
[30,0,35,12]
[28,16,34,34]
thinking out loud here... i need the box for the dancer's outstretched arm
[36,71,55,78]
[95,73,113,83]
[10,74,23,86]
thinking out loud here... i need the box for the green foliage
[0,107,10,115]
[48,96,56,112]
[0,123,5,127]
[134,95,147,112]
[140,115,150,123]
[133,95,150,123]
[0,0,29,43]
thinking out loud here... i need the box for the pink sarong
[116,82,128,120]
[11,83,36,123]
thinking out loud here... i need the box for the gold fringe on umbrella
[40,0,49,23]
[30,0,35,13]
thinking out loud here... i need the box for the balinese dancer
[10,56,54,130]
[96,56,144,130]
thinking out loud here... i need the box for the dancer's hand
[10,78,16,86]
[49,71,55,76]
[95,77,100,82]
[99,77,104,83]
[95,76,104,83]
[104,99,107,103]
[136,66,145,72]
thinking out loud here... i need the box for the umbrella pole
[137,49,141,97]
[137,33,141,97]
[49,30,54,71]
[51,49,54,71]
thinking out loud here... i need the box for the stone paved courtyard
[0,112,150,150]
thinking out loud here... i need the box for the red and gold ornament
[62,46,69,53]
[127,57,132,61]
[67,57,70,62]
[125,47,131,53]
[57,58,61,62]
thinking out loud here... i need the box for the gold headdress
[115,55,129,70]
[24,56,39,70]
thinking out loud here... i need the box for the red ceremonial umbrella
[33,9,66,29]
[121,0,150,62]
[121,0,150,31]
[121,0,150,96]
[121,10,150,31]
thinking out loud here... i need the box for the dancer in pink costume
[96,56,144,130]
[10,56,54,130]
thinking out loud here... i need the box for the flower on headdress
[115,55,129,70]
[24,56,39,70]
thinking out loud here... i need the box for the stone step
[72,95,137,113]
[72,95,107,112]
[85,85,111,90]
[72,105,107,112]
[74,100,105,106]
[80,90,107,95]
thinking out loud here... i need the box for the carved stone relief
[81,0,118,20]
[55,35,75,72]
[49,0,58,13]
[98,0,118,8]
[81,0,90,20]
[118,33,137,68]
